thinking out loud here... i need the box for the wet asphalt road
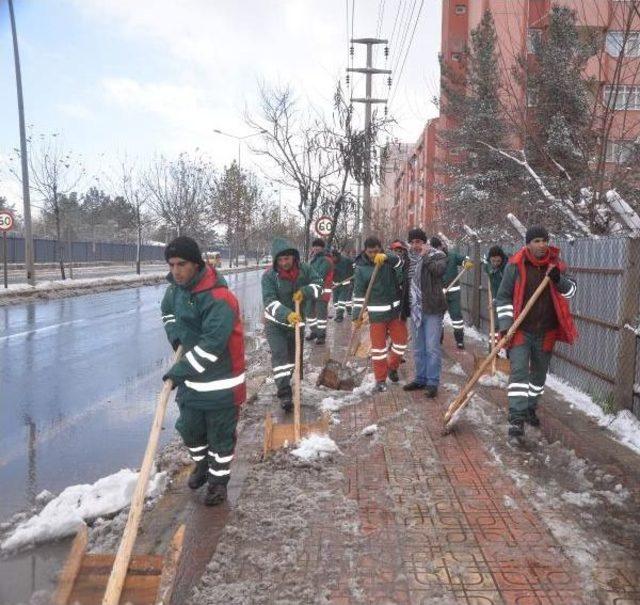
[0,269,264,604]
[0,269,264,520]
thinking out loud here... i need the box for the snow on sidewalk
[1,468,167,552]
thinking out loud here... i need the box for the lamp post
[212,129,261,167]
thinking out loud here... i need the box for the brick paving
[309,322,640,604]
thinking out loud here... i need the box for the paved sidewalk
[188,318,640,604]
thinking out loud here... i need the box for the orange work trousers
[369,318,408,382]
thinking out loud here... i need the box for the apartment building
[392,0,640,235]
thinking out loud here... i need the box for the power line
[389,0,424,105]
[391,0,417,77]
[388,0,405,51]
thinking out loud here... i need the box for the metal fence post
[470,239,482,328]
[614,237,640,411]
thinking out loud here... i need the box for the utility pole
[356,182,362,252]
[8,0,35,285]
[347,38,390,238]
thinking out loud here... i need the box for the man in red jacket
[495,226,578,439]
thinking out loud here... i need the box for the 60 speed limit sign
[0,211,14,231]
[314,215,333,237]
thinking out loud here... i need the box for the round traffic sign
[0,211,14,232]
[314,215,333,237]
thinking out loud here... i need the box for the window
[605,31,640,57]
[605,140,637,164]
[527,29,543,54]
[451,52,462,61]
[603,85,640,110]
[455,4,466,15]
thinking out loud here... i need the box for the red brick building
[392,0,640,236]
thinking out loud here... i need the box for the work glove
[463,260,474,270]
[171,339,181,352]
[547,266,561,283]
[373,253,387,267]
[292,290,304,303]
[287,311,302,326]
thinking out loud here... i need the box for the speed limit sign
[314,215,333,237]
[0,211,14,231]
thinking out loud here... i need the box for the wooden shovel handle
[294,299,302,443]
[443,265,468,295]
[342,262,381,365]
[488,285,496,375]
[444,276,551,423]
[102,345,183,605]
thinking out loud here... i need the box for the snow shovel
[54,347,186,605]
[263,299,330,456]
[316,263,382,391]
[443,276,551,434]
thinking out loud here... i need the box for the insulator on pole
[384,105,388,116]
[384,46,389,58]
[346,74,350,85]
[349,45,354,56]
[387,76,392,88]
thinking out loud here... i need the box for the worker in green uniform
[331,248,354,323]
[305,238,334,345]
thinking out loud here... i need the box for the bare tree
[11,133,84,279]
[246,84,338,258]
[118,157,152,274]
[145,152,214,240]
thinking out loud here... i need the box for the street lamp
[212,129,261,167]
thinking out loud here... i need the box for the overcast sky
[0,0,442,210]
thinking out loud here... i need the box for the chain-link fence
[455,235,640,418]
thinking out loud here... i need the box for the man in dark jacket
[405,239,448,398]
[353,236,407,391]
[484,245,509,349]
[331,248,354,323]
[305,238,334,345]
[162,236,246,506]
[262,238,322,412]
[495,226,577,439]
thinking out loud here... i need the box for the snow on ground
[446,363,466,377]
[188,452,361,605]
[478,371,509,388]
[291,434,340,460]
[546,374,640,456]
[361,424,378,436]
[317,374,377,417]
[1,468,167,552]
[460,391,637,596]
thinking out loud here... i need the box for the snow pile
[547,374,640,456]
[1,468,167,552]
[291,434,340,461]
[317,374,377,414]
[361,424,378,436]
[447,363,466,377]
[478,371,509,388]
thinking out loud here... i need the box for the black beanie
[165,236,204,267]
[408,228,427,243]
[429,236,443,249]
[525,226,549,244]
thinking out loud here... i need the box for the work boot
[280,396,293,413]
[388,369,399,383]
[508,418,525,438]
[425,385,438,398]
[188,459,209,490]
[525,408,540,427]
[204,483,227,506]
[373,381,387,393]
[403,381,425,391]
[315,335,326,345]
[456,342,465,350]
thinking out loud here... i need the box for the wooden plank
[156,525,186,605]
[53,525,88,605]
